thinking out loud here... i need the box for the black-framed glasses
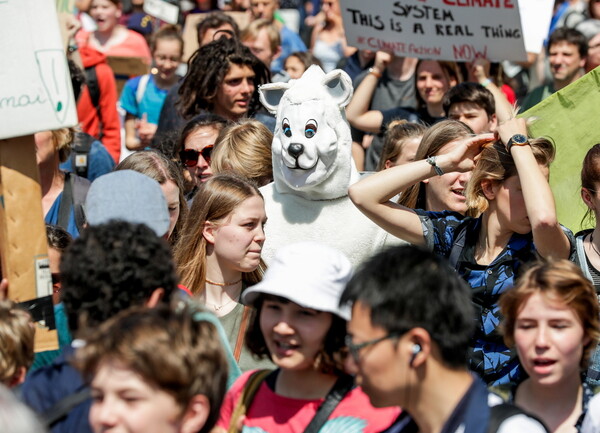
[180,146,214,167]
[345,332,401,362]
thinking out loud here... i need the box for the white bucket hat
[242,242,353,320]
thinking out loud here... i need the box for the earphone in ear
[409,343,421,367]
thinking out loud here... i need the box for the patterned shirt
[415,210,574,386]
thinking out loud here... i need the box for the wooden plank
[0,135,58,352]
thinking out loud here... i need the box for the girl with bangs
[349,117,573,386]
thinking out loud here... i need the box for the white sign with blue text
[0,0,77,140]
[341,0,527,62]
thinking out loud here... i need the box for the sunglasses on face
[180,145,214,167]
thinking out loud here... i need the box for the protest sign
[340,0,527,62]
[0,0,77,139]
[0,0,68,351]
[144,0,179,25]
[0,0,77,138]
[520,66,600,233]
[518,0,554,54]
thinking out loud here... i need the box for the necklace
[205,278,242,287]
[590,233,600,258]
[205,296,239,312]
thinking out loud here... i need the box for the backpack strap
[449,224,468,270]
[41,387,91,428]
[136,74,151,105]
[487,403,549,433]
[228,369,272,433]
[57,172,74,232]
[70,174,91,233]
[304,374,355,433]
[84,65,103,139]
[70,132,94,179]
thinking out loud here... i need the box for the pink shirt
[218,370,401,433]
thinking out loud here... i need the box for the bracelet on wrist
[368,67,382,79]
[426,156,445,176]
[480,78,492,88]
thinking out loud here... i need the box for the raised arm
[349,134,494,245]
[469,59,514,125]
[497,118,571,259]
[345,51,390,134]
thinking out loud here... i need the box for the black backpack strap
[57,172,74,231]
[449,224,468,270]
[487,403,550,433]
[70,174,91,233]
[84,65,103,139]
[70,132,94,178]
[304,374,355,433]
[41,387,91,428]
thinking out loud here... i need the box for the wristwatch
[506,134,529,151]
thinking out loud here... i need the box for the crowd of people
[2,0,600,432]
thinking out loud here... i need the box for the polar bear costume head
[259,66,359,200]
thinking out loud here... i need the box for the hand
[442,133,495,173]
[0,278,8,301]
[372,51,392,75]
[136,114,157,147]
[496,118,528,149]
[468,57,491,83]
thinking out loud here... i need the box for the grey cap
[85,170,169,237]
[242,242,353,320]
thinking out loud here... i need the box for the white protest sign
[518,0,554,53]
[340,0,527,62]
[0,0,77,140]
[144,0,180,25]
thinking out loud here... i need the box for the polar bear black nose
[288,143,304,159]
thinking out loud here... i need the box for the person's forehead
[448,101,486,115]
[550,41,580,54]
[224,63,255,79]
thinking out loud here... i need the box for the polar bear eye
[282,119,292,137]
[305,120,318,139]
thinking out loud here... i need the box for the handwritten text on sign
[341,0,527,62]
[0,0,77,140]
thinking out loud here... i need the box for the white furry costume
[259,66,403,268]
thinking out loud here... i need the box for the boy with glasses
[340,245,549,433]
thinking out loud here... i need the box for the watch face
[511,134,528,145]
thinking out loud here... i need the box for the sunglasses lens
[180,150,199,167]
[201,145,214,164]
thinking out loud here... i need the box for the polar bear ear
[259,83,291,114]
[322,69,353,108]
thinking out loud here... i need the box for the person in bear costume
[258,65,403,267]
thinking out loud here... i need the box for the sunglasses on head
[180,145,214,167]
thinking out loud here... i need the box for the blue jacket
[21,345,93,433]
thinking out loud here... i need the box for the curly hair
[176,38,270,120]
[60,221,178,338]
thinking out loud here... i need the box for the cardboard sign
[107,56,150,96]
[144,0,179,25]
[0,136,58,352]
[519,66,600,233]
[182,11,251,62]
[0,0,77,140]
[340,0,527,62]
[518,0,554,54]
